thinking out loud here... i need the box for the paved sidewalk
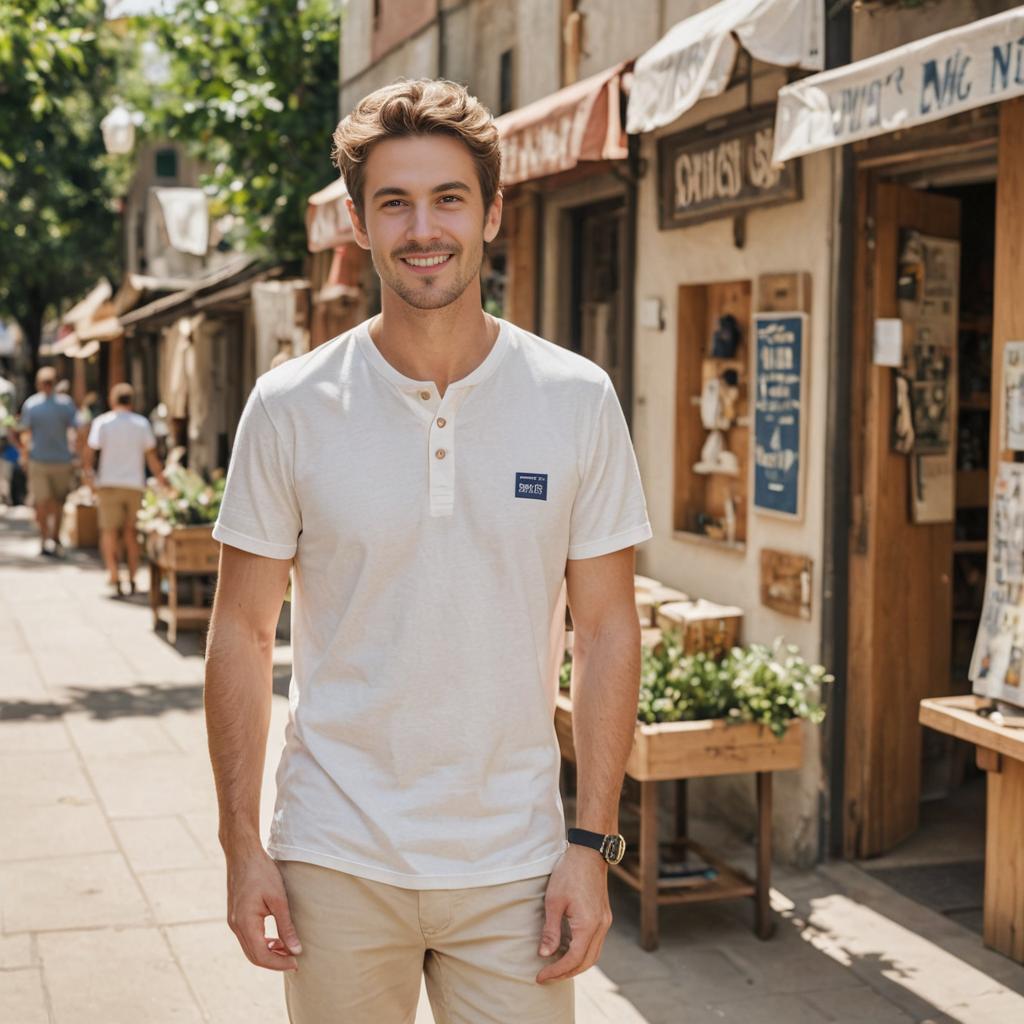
[3,505,1024,1023]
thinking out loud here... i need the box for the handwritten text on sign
[658,110,800,230]
[774,9,1024,163]
[754,313,806,519]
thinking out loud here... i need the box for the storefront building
[625,0,828,866]
[773,3,1024,889]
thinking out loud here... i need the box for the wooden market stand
[146,525,219,643]
[919,695,1024,963]
[555,694,803,950]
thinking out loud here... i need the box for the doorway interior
[860,179,995,937]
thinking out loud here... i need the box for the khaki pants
[97,486,143,530]
[278,861,574,1024]
[28,460,73,505]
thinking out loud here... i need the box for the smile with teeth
[401,254,453,268]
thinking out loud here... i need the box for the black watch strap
[567,827,626,864]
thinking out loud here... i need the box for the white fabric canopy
[626,0,823,135]
[774,8,1024,163]
[152,187,210,256]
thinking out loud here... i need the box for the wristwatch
[567,827,626,865]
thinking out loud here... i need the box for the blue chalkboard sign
[753,313,806,518]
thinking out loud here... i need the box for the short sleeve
[87,418,102,450]
[567,378,653,560]
[142,420,157,451]
[18,400,33,430]
[213,385,301,560]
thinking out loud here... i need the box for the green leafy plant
[560,634,832,738]
[137,465,225,534]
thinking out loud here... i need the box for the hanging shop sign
[971,462,1024,711]
[753,311,807,519]
[658,111,800,230]
[774,7,1024,163]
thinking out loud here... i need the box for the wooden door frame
[843,173,962,859]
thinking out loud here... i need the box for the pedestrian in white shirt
[205,79,651,1023]
[84,383,165,596]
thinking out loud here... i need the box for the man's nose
[406,203,442,245]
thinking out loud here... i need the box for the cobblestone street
[3,506,1024,1023]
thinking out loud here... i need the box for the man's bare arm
[144,447,166,488]
[537,545,639,983]
[206,544,299,971]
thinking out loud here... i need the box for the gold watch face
[601,834,626,865]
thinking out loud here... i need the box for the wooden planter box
[554,692,804,950]
[554,693,803,780]
[145,525,220,643]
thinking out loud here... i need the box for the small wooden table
[554,694,803,950]
[145,525,219,644]
[919,694,1024,963]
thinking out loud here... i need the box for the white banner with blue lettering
[773,8,1024,163]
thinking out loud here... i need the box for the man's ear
[483,190,503,244]
[345,198,372,251]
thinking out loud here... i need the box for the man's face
[348,134,502,311]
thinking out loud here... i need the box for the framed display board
[752,312,807,520]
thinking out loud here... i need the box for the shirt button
[436,417,447,428]
[419,390,431,400]
[435,448,447,460]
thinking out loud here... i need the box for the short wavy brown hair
[332,79,501,220]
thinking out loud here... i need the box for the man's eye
[439,195,461,204]
[383,200,404,208]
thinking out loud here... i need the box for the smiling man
[205,79,651,1024]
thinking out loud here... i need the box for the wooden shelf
[953,540,988,553]
[960,395,991,410]
[672,530,746,554]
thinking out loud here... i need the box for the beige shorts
[278,861,574,1024]
[97,487,143,530]
[28,460,73,505]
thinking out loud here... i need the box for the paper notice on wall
[971,462,1024,709]
[1003,341,1024,451]
[873,318,903,367]
[911,452,954,524]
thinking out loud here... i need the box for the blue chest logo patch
[515,472,548,501]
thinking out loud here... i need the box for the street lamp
[100,103,138,155]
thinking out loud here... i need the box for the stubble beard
[375,241,483,311]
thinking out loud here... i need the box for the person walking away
[17,367,77,555]
[84,383,166,595]
[204,78,652,1023]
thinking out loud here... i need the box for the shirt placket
[406,385,465,518]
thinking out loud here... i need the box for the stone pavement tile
[0,799,116,862]
[611,980,731,1024]
[0,852,151,932]
[138,865,225,925]
[0,717,70,752]
[701,993,832,1023]
[803,986,917,1022]
[165,921,287,1024]
[157,707,209,753]
[596,925,675,983]
[33,651,137,690]
[578,968,664,1023]
[38,927,203,1024]
[0,932,35,969]
[0,751,93,805]
[0,653,45,695]
[64,710,181,756]
[181,808,223,860]
[0,968,49,1024]
[114,816,211,873]
[85,751,217,818]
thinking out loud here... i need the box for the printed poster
[971,462,1024,709]
[1003,341,1024,451]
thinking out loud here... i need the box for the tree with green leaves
[0,1,130,371]
[134,0,342,267]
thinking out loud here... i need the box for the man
[18,366,77,556]
[206,79,651,1024]
[84,383,166,595]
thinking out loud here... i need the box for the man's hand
[226,848,303,972]
[536,844,612,983]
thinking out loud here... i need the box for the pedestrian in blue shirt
[18,367,77,556]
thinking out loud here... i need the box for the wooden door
[845,180,960,858]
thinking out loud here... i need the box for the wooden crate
[145,525,220,643]
[554,694,802,780]
[656,599,742,658]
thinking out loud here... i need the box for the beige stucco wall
[852,0,1013,62]
[630,69,836,867]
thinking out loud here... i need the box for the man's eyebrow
[371,181,472,200]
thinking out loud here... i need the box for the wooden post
[639,780,659,951]
[984,755,1024,961]
[755,771,775,939]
